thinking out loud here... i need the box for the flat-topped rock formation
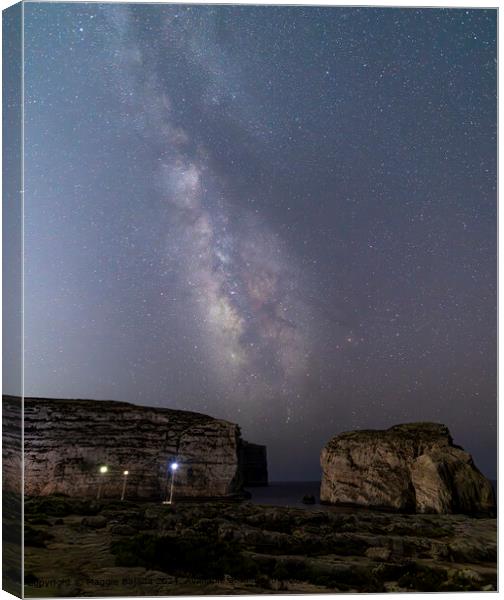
[320,422,495,515]
[3,396,267,500]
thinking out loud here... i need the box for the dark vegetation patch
[324,534,370,556]
[24,572,39,586]
[25,496,102,518]
[111,531,259,580]
[3,518,22,543]
[398,563,447,592]
[24,524,54,548]
[5,566,22,583]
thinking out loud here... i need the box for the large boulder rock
[3,395,266,500]
[320,422,495,515]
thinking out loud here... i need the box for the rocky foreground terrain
[10,494,496,596]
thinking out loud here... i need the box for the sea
[246,480,497,510]
[245,481,323,509]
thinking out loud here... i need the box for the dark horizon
[18,5,496,480]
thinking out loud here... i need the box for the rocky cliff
[3,396,267,500]
[320,422,495,515]
[241,441,268,486]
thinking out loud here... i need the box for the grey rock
[81,515,108,529]
[4,396,266,500]
[365,547,391,562]
[320,422,495,515]
[451,568,483,584]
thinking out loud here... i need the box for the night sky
[21,4,496,480]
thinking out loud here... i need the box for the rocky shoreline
[15,494,497,596]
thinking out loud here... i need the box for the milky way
[21,5,496,479]
[100,5,320,422]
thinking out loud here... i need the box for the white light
[123,470,129,476]
[170,462,179,471]
[99,465,108,474]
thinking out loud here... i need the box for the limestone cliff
[320,422,495,515]
[3,396,266,500]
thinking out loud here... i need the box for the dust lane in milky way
[22,5,496,479]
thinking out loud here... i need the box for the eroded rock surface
[3,396,264,499]
[320,422,495,515]
[20,496,497,596]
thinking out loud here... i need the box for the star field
[20,5,496,479]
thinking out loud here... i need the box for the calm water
[246,480,498,510]
[246,481,321,508]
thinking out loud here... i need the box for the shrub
[111,531,259,580]
[398,564,447,592]
[24,524,54,548]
